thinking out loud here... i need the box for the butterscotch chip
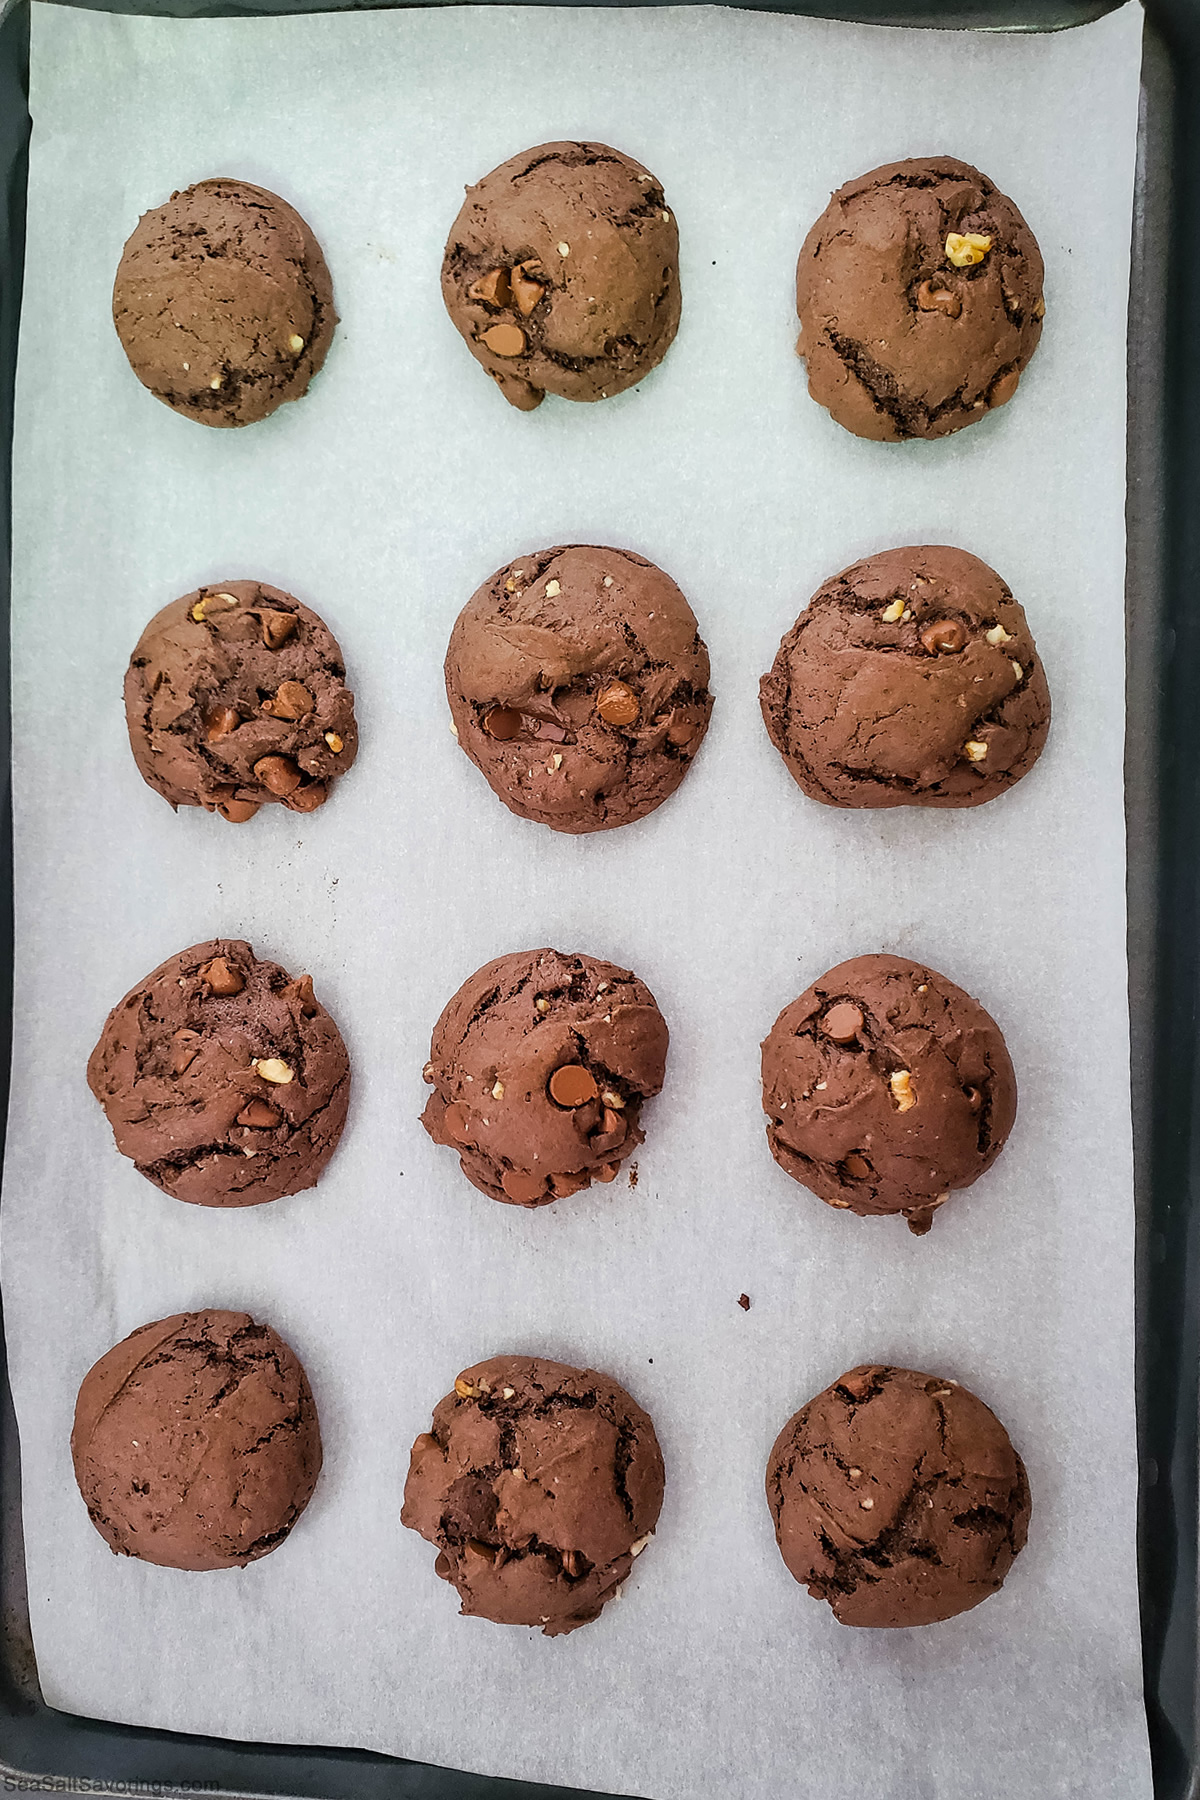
[467,268,511,307]
[596,680,640,727]
[125,580,357,820]
[510,262,547,315]
[919,619,967,655]
[500,1167,547,1204]
[548,1064,600,1108]
[482,706,522,741]
[821,1003,863,1043]
[480,323,526,357]
[87,940,350,1208]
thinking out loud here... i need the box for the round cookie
[402,1354,664,1635]
[760,953,1016,1235]
[113,178,336,428]
[446,545,712,834]
[442,142,680,411]
[125,580,357,822]
[759,545,1050,809]
[796,157,1044,441]
[87,939,350,1208]
[421,948,668,1206]
[766,1364,1030,1628]
[72,1310,322,1571]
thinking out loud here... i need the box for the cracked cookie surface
[71,1309,322,1571]
[760,953,1016,1234]
[87,938,350,1207]
[796,157,1044,441]
[766,1364,1030,1627]
[421,948,668,1207]
[113,178,336,428]
[125,580,357,822]
[402,1354,664,1635]
[759,545,1050,809]
[442,142,680,410]
[445,545,711,834]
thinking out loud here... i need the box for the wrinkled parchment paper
[5,4,1148,1795]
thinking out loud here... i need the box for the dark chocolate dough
[766,1363,1030,1627]
[87,939,350,1207]
[421,948,668,1206]
[442,142,680,410]
[759,545,1050,808]
[796,157,1044,441]
[402,1354,664,1634]
[445,545,712,834]
[72,1310,322,1570]
[113,178,336,428]
[760,953,1016,1234]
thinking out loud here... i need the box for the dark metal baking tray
[0,0,1192,1793]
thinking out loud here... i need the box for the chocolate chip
[842,1152,873,1179]
[258,609,298,650]
[919,619,968,655]
[483,707,523,741]
[915,279,962,319]
[988,369,1021,408]
[596,680,639,728]
[218,797,259,823]
[442,1101,475,1145]
[199,956,244,997]
[262,680,314,721]
[237,1098,281,1128]
[822,1002,863,1043]
[253,754,302,796]
[170,1028,202,1076]
[737,1293,751,1311]
[204,706,240,742]
[548,1065,600,1108]
[500,1167,547,1203]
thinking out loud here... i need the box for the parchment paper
[5,3,1148,1795]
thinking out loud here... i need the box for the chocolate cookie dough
[421,948,668,1206]
[446,546,712,833]
[125,580,357,822]
[759,545,1050,808]
[72,1310,322,1571]
[88,940,350,1207]
[113,179,335,428]
[442,142,680,410]
[796,157,1044,441]
[766,1364,1030,1627]
[761,954,1016,1234]
[402,1354,664,1635]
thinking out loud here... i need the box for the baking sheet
[4,3,1148,1796]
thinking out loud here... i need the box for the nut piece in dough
[759,546,1050,809]
[112,178,336,428]
[760,953,1016,1234]
[766,1364,1030,1626]
[421,948,668,1206]
[72,1309,322,1570]
[87,939,350,1207]
[442,142,680,410]
[402,1353,664,1634]
[795,157,1044,441]
[445,545,712,834]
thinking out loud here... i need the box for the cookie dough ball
[113,179,336,428]
[442,142,680,411]
[72,1310,322,1571]
[759,546,1050,809]
[796,157,1044,441]
[402,1354,664,1635]
[87,939,350,1207]
[760,954,1016,1235]
[766,1364,1030,1627]
[125,580,357,822]
[421,948,668,1206]
[446,546,712,834]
